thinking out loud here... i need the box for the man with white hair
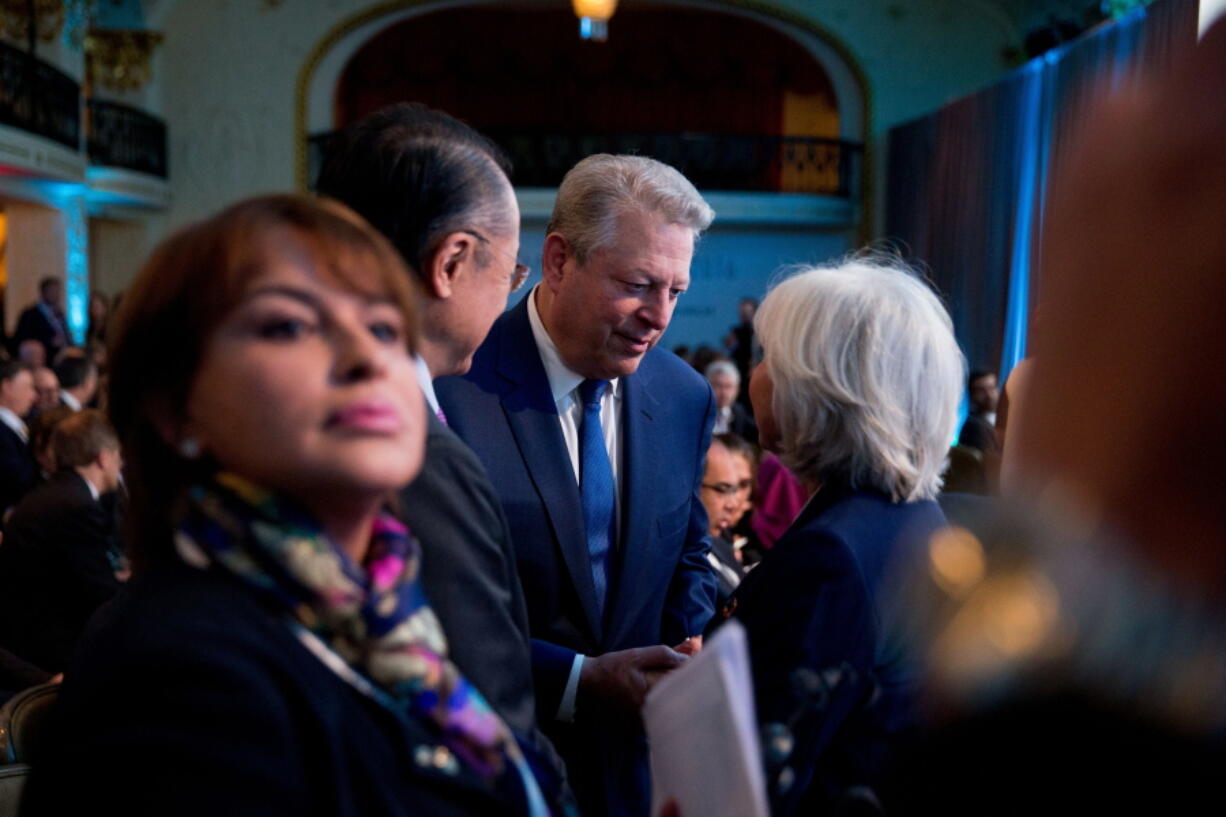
[705,359,758,443]
[438,153,718,817]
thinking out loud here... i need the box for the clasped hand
[579,637,702,714]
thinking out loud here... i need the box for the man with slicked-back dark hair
[317,104,564,784]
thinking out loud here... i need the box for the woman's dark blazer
[727,482,946,817]
[22,558,538,817]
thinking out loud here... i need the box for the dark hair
[715,432,759,469]
[108,194,420,574]
[968,369,996,390]
[38,277,61,297]
[29,405,75,471]
[51,409,118,470]
[54,354,97,389]
[316,102,514,283]
[0,358,30,384]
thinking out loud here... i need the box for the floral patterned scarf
[173,472,516,779]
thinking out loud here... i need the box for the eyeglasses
[701,480,753,497]
[463,230,530,293]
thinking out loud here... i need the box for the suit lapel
[495,300,603,643]
[606,362,660,645]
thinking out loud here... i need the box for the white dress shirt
[0,406,28,442]
[413,355,441,417]
[526,286,625,722]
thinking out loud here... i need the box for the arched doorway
[302,1,866,199]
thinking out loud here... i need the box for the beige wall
[89,217,158,299]
[3,201,67,336]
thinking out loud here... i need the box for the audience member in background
[87,290,110,346]
[957,369,999,454]
[0,410,123,674]
[26,195,566,817]
[671,344,691,365]
[723,255,963,816]
[699,436,747,607]
[706,359,758,443]
[0,359,39,520]
[884,20,1226,812]
[437,153,717,817]
[725,297,757,396]
[688,344,724,377]
[749,451,808,551]
[717,431,764,566]
[13,277,69,362]
[16,338,46,368]
[316,103,556,770]
[28,405,75,478]
[54,353,99,411]
[31,365,61,417]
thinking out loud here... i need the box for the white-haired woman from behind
[722,255,963,817]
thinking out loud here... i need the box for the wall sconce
[572,0,619,42]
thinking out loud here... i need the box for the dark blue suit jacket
[436,295,718,817]
[727,483,946,817]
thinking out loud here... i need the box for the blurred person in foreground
[25,195,567,817]
[884,19,1226,814]
[0,410,123,675]
[719,255,963,816]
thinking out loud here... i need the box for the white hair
[547,154,715,263]
[755,254,964,502]
[704,359,740,384]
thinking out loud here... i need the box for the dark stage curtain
[886,0,1198,386]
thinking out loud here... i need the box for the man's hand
[579,645,686,714]
[674,636,702,656]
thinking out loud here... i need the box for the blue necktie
[578,379,614,618]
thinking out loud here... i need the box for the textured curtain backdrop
[886,0,1198,387]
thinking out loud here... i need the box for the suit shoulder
[641,347,710,399]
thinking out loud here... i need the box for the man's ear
[541,233,572,295]
[425,232,479,300]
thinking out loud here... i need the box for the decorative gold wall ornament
[0,0,72,44]
[85,28,164,91]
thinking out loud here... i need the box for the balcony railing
[86,99,168,178]
[309,130,861,197]
[0,39,81,150]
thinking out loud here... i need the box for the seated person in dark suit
[25,196,569,817]
[698,436,747,608]
[12,277,69,363]
[0,359,39,521]
[30,366,61,418]
[720,254,963,816]
[0,410,123,674]
[53,353,99,412]
[706,359,758,444]
[957,369,999,454]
